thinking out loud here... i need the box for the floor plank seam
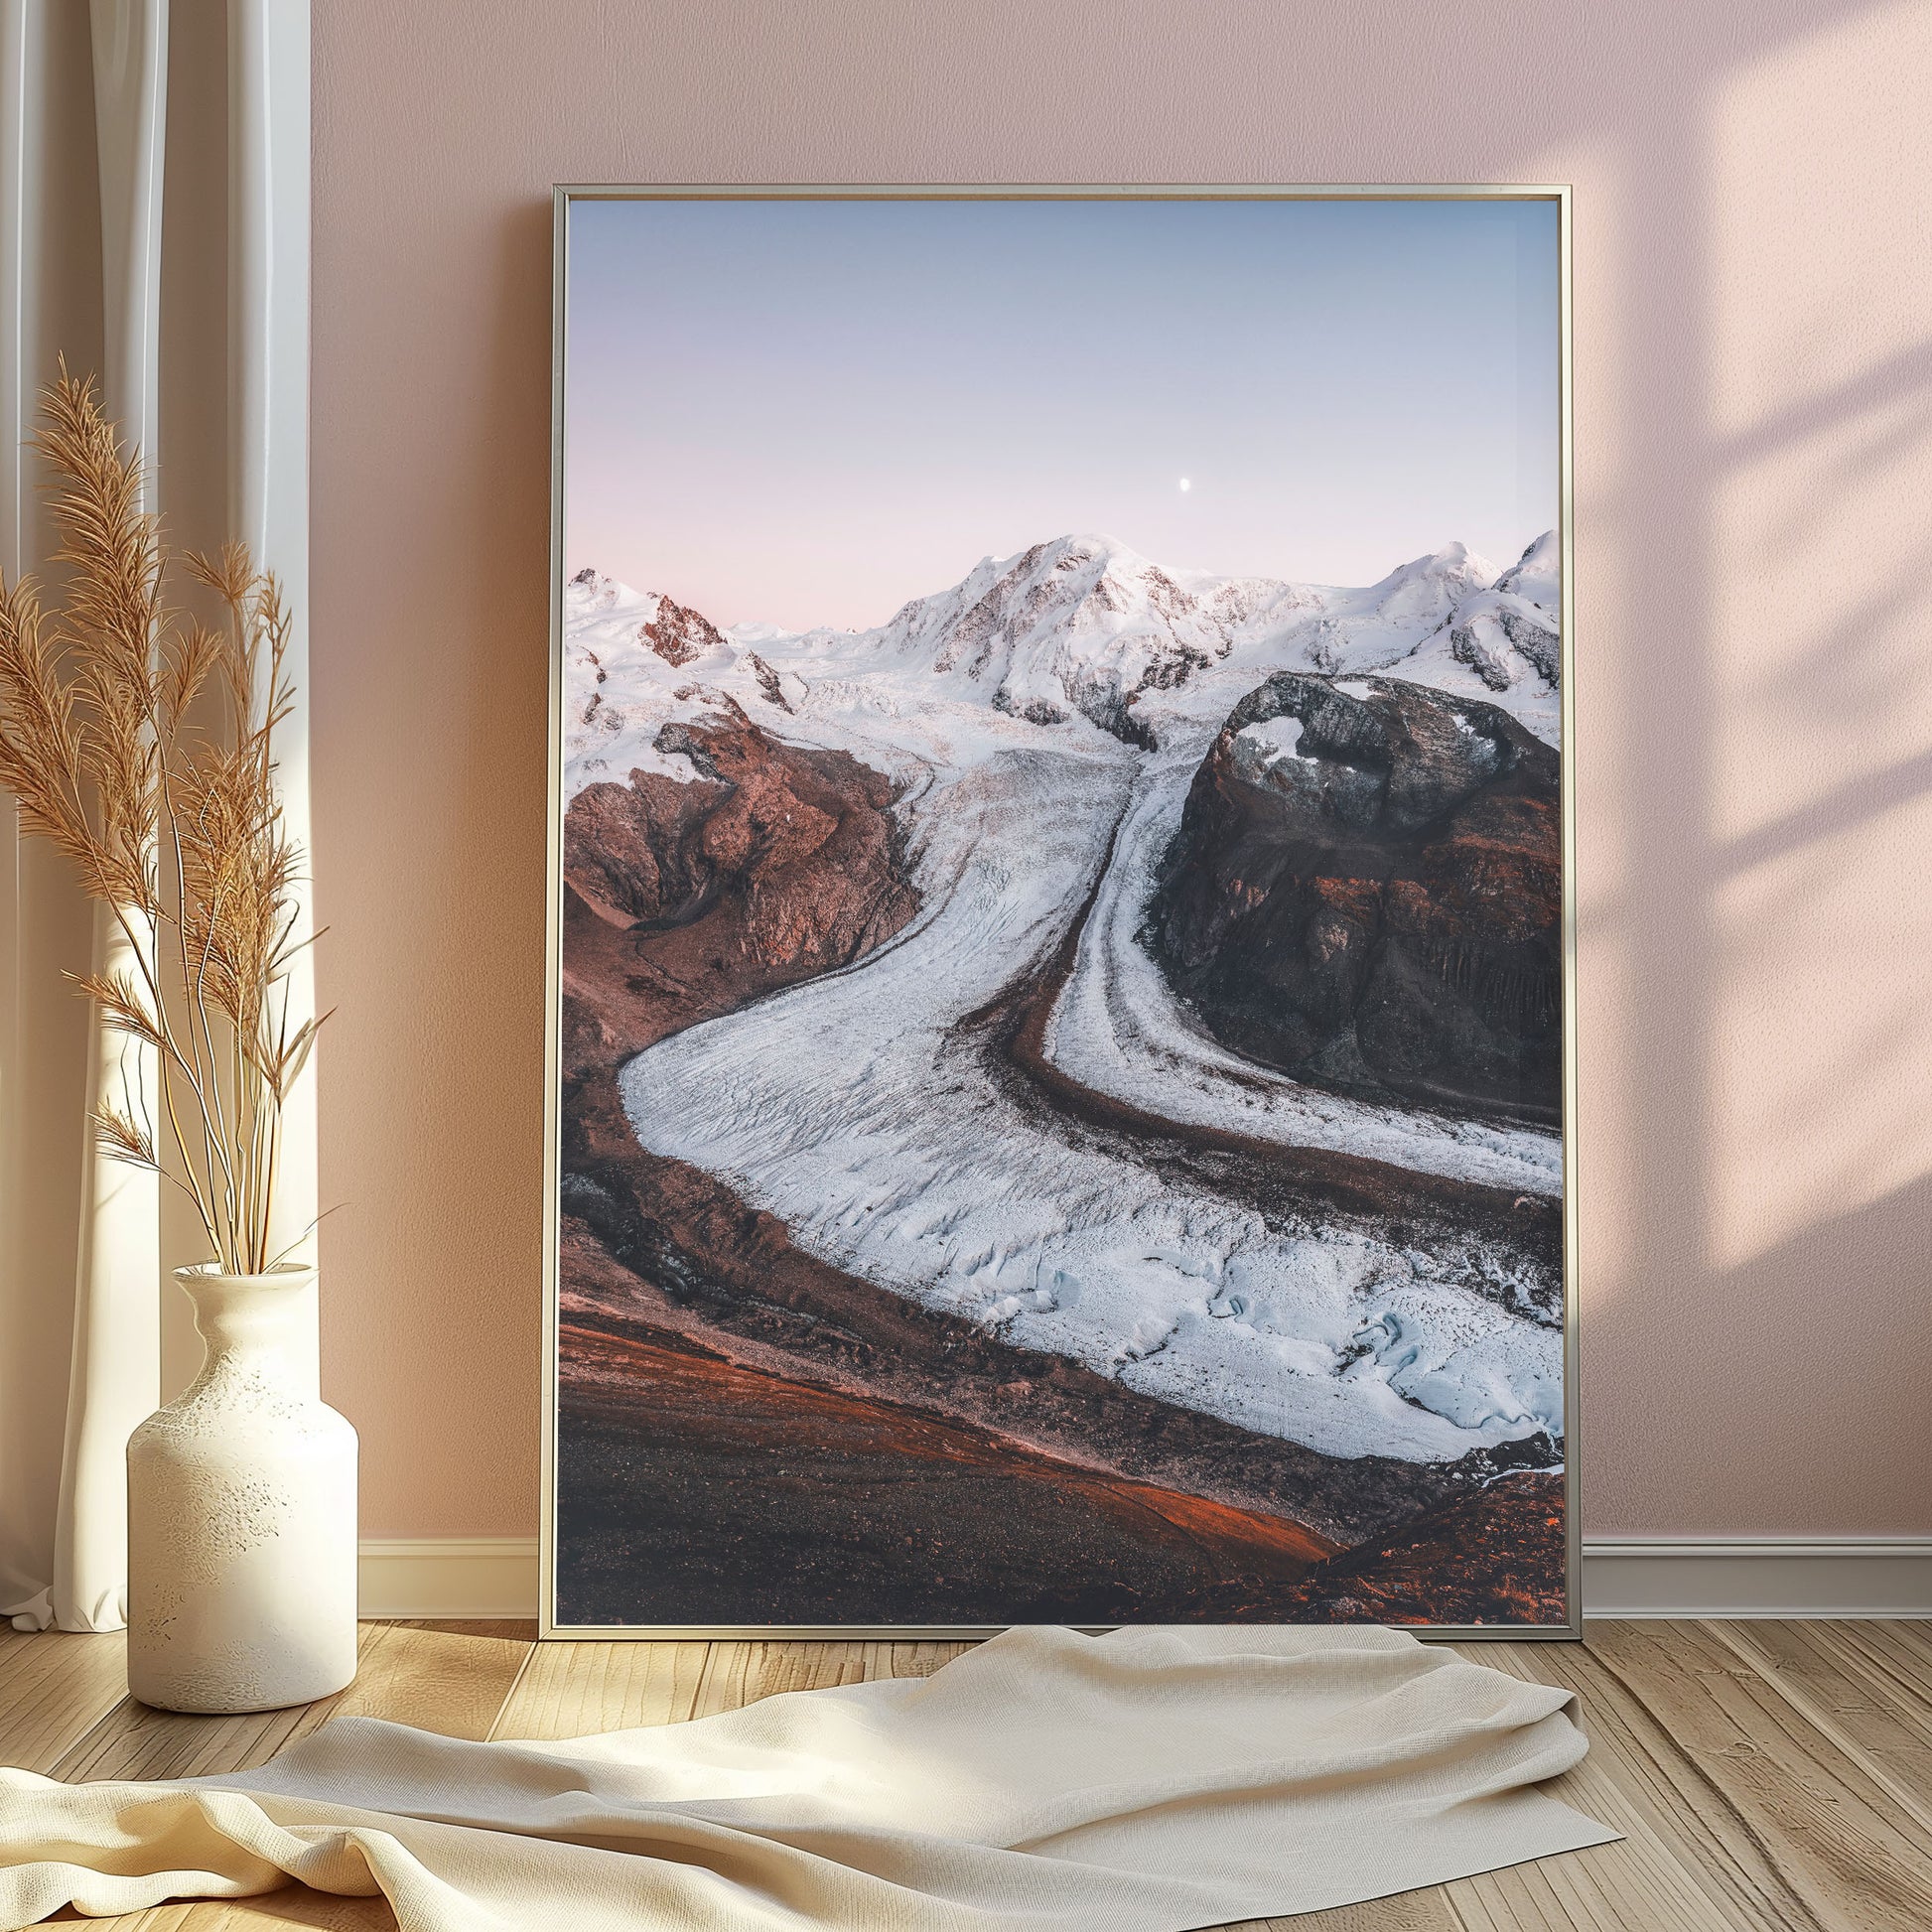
[482,1639,542,1743]
[48,1695,140,1782]
[1582,1633,1833,1932]
[1808,1623,1932,1738]
[1841,1638,1932,1725]
[1521,1646,1797,1930]
[1708,1621,1932,1846]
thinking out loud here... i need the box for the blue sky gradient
[566,197,1560,630]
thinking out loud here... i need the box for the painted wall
[310,0,1932,1538]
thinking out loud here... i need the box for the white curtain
[0,0,314,1634]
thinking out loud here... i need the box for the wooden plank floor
[4,1620,1930,1929]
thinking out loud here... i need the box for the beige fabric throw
[1,1624,1614,1930]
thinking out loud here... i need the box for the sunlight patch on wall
[1714,823,1932,1271]
[1706,2,1932,1269]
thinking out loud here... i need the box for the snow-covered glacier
[573,530,1567,1465]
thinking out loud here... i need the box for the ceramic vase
[126,1264,358,1713]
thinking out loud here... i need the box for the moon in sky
[1178,478,1192,492]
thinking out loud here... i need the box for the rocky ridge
[561,707,917,1073]
[1150,671,1561,1123]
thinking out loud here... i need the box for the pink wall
[311,0,1932,1538]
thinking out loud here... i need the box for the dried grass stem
[0,363,323,1273]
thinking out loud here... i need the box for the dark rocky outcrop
[1269,1469,1567,1625]
[635,593,727,667]
[560,709,918,1075]
[1149,673,1561,1124]
[746,651,794,712]
[1451,606,1560,691]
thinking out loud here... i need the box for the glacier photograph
[550,193,1569,1629]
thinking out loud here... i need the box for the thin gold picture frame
[539,183,1578,1642]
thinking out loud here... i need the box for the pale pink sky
[565,197,1560,631]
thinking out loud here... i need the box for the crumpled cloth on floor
[0,1622,1616,1931]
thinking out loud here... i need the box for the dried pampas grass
[0,362,325,1274]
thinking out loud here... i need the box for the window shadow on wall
[1578,1,1932,1532]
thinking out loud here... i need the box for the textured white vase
[126,1265,358,1713]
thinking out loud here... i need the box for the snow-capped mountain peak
[566,569,729,670]
[848,531,1263,743]
[887,532,1216,660]
[1374,531,1560,709]
[1492,530,1559,614]
[565,565,639,617]
[1359,542,1498,624]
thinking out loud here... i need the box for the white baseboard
[357,1536,1932,1623]
[359,1539,540,1619]
[1581,1537,1932,1619]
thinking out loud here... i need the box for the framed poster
[543,186,1576,1638]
